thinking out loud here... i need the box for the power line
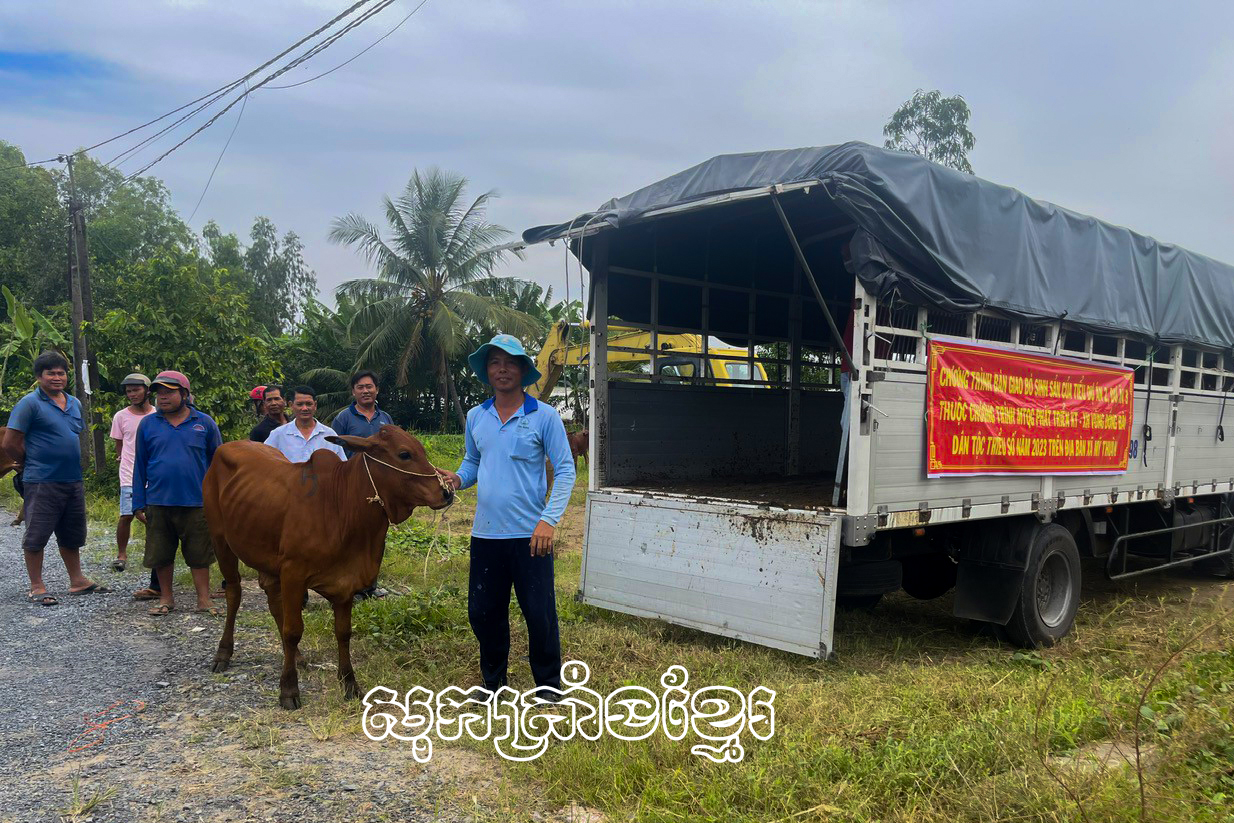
[74,0,376,161]
[103,0,379,170]
[117,0,401,170]
[124,0,398,181]
[188,80,249,223]
[0,156,61,173]
[264,0,429,90]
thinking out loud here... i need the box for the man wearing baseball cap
[438,334,575,700]
[108,373,155,574]
[131,370,222,615]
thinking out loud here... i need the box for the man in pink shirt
[109,373,155,573]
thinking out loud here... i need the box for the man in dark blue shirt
[330,371,394,448]
[331,370,394,601]
[132,370,222,616]
[2,351,102,605]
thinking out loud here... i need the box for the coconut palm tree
[329,168,538,430]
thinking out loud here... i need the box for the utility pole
[66,216,89,468]
[62,154,107,476]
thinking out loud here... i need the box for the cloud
[3,0,1233,308]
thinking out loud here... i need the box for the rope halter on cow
[361,453,454,520]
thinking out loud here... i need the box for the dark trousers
[468,536,561,691]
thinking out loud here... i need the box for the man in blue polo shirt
[330,370,394,600]
[132,370,222,616]
[2,351,102,605]
[439,334,575,699]
[331,370,393,447]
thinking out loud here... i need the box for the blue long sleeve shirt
[131,407,222,511]
[456,394,576,539]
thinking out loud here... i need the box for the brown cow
[567,429,589,467]
[203,425,453,709]
[0,427,24,526]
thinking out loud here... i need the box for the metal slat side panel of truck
[864,375,1175,522]
[855,280,1234,525]
[581,490,841,658]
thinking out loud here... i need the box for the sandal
[28,592,58,607]
[111,560,126,572]
[132,588,161,601]
[148,603,175,616]
[196,606,220,616]
[70,582,112,595]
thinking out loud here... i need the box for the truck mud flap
[952,563,1023,625]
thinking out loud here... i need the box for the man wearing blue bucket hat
[438,333,576,699]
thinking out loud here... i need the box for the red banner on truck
[926,338,1134,477]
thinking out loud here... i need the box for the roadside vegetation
[6,433,1230,823]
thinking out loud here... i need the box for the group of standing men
[3,334,577,697]
[244,373,391,599]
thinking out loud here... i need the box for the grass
[9,434,1234,822]
[58,773,118,821]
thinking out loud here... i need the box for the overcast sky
[4,0,1233,305]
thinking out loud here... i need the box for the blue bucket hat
[467,334,542,387]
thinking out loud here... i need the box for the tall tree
[202,220,245,275]
[883,89,976,174]
[0,142,63,312]
[330,167,538,431]
[244,217,316,334]
[199,217,316,335]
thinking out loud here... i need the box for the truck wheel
[1195,552,1234,578]
[1004,523,1081,648]
[901,554,958,600]
[1196,518,1234,578]
[836,594,883,610]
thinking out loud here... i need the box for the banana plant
[1,286,70,394]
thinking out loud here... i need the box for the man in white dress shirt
[264,385,347,463]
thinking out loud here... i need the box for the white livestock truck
[520,142,1234,658]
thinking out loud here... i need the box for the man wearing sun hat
[438,333,576,700]
[131,370,222,616]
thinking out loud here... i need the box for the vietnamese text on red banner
[926,339,1135,477]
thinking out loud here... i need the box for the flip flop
[28,592,58,607]
[70,583,112,595]
[148,603,175,616]
[132,588,161,601]
[196,606,220,616]
[111,560,126,572]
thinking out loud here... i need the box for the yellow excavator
[530,320,768,400]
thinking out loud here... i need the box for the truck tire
[1004,523,1081,648]
[836,594,883,610]
[1196,517,1234,577]
[1195,551,1234,578]
[901,554,958,600]
[836,559,902,610]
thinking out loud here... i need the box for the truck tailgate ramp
[581,490,841,658]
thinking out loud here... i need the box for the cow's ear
[327,434,373,453]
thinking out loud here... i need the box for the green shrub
[352,584,467,646]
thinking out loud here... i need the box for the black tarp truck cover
[524,141,1234,350]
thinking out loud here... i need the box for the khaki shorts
[143,506,215,569]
